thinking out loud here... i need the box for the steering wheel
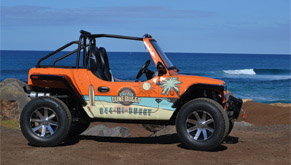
[136,60,151,80]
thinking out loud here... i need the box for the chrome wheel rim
[30,107,59,137]
[185,110,215,141]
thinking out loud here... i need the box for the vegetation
[0,120,20,130]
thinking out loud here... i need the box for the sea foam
[223,69,256,75]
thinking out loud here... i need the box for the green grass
[0,120,20,130]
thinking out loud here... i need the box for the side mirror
[157,62,167,76]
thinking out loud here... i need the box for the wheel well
[169,84,225,124]
[29,74,90,121]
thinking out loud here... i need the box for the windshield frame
[149,40,176,70]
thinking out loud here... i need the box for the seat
[98,47,113,81]
[89,46,106,80]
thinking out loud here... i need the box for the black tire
[70,121,90,136]
[20,97,72,147]
[176,98,229,151]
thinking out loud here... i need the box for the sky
[0,0,290,54]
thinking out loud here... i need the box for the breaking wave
[223,68,291,75]
[223,69,256,75]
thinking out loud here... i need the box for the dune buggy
[20,30,242,150]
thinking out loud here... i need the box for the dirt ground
[1,102,290,165]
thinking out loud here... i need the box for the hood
[177,74,225,86]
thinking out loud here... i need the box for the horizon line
[0,49,290,56]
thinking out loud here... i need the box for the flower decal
[161,77,182,96]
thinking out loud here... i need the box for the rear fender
[29,74,86,106]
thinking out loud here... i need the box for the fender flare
[173,83,225,108]
[30,74,87,106]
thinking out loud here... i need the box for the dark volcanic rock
[0,78,30,91]
[0,100,19,120]
[81,124,131,137]
[234,121,253,127]
[150,125,176,137]
[0,79,31,120]
[142,124,167,133]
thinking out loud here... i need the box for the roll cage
[36,30,152,68]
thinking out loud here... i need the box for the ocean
[1,50,290,104]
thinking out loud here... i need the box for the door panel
[83,72,176,120]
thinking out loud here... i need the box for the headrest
[98,47,109,65]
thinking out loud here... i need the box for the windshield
[150,40,175,69]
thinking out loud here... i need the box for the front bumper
[226,95,243,120]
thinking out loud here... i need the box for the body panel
[28,35,226,121]
[28,67,225,120]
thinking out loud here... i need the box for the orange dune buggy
[20,30,242,150]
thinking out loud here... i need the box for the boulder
[142,124,166,133]
[0,79,31,120]
[81,124,131,137]
[234,121,253,127]
[243,99,254,103]
[0,100,19,120]
[150,125,176,137]
[0,78,30,91]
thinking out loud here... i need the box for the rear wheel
[20,97,72,147]
[176,98,229,151]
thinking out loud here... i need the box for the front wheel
[20,97,72,147]
[176,98,229,151]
